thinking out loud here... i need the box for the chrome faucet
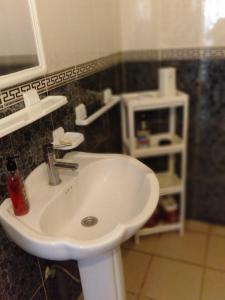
[43,144,78,186]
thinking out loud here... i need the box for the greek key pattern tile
[45,66,77,91]
[76,53,121,81]
[124,47,225,62]
[160,47,225,61]
[76,60,100,80]
[2,47,225,109]
[0,53,121,108]
[2,77,47,108]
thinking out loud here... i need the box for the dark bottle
[136,113,150,147]
[6,156,29,216]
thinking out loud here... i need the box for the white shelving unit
[121,90,189,243]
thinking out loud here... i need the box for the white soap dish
[52,127,84,150]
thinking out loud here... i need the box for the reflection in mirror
[0,0,46,90]
[0,0,38,76]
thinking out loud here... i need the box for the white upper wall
[7,0,225,74]
[120,0,225,51]
[36,0,121,73]
[119,0,160,51]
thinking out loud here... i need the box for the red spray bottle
[6,156,29,216]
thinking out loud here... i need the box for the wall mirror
[0,0,46,90]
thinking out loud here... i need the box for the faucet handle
[43,143,54,163]
[43,143,54,154]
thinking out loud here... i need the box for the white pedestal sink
[0,152,159,300]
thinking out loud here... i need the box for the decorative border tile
[45,66,77,91]
[160,47,225,61]
[0,53,121,109]
[76,53,121,80]
[124,47,225,62]
[2,77,47,108]
[1,47,225,111]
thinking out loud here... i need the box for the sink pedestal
[78,247,126,300]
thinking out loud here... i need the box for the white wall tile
[120,0,225,51]
[120,0,160,51]
[112,0,122,53]
[36,0,121,73]
[36,0,72,72]
[158,0,204,49]
[68,0,99,66]
[92,0,121,57]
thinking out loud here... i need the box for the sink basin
[0,152,159,260]
[0,152,159,300]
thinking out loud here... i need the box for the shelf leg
[134,233,140,245]
[179,224,184,236]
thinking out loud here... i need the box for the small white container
[159,67,176,97]
[160,196,178,223]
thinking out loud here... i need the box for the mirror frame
[0,0,46,90]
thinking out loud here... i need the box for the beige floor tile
[185,219,209,233]
[77,294,83,300]
[122,249,151,294]
[141,257,203,300]
[127,292,138,300]
[210,224,225,237]
[155,231,207,265]
[122,235,161,255]
[78,291,138,300]
[201,269,225,300]
[206,235,225,271]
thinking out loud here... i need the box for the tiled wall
[2,1,225,298]
[120,0,225,50]
[0,1,121,297]
[122,48,225,224]
[2,45,225,298]
[0,58,122,299]
[119,0,225,223]
[0,53,121,110]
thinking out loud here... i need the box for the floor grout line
[199,225,211,300]
[122,221,225,300]
[185,221,225,238]
[137,254,154,300]
[123,246,205,268]
[123,245,225,274]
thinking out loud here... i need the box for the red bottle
[6,157,29,216]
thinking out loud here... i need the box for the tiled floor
[122,220,225,300]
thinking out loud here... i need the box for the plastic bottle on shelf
[136,114,150,147]
[160,196,178,223]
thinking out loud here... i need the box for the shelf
[75,95,121,126]
[0,96,67,138]
[122,89,188,240]
[122,90,188,110]
[124,133,184,158]
[157,171,183,196]
[137,222,182,236]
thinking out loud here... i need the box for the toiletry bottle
[136,114,150,147]
[6,156,29,216]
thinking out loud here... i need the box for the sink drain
[81,216,98,227]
